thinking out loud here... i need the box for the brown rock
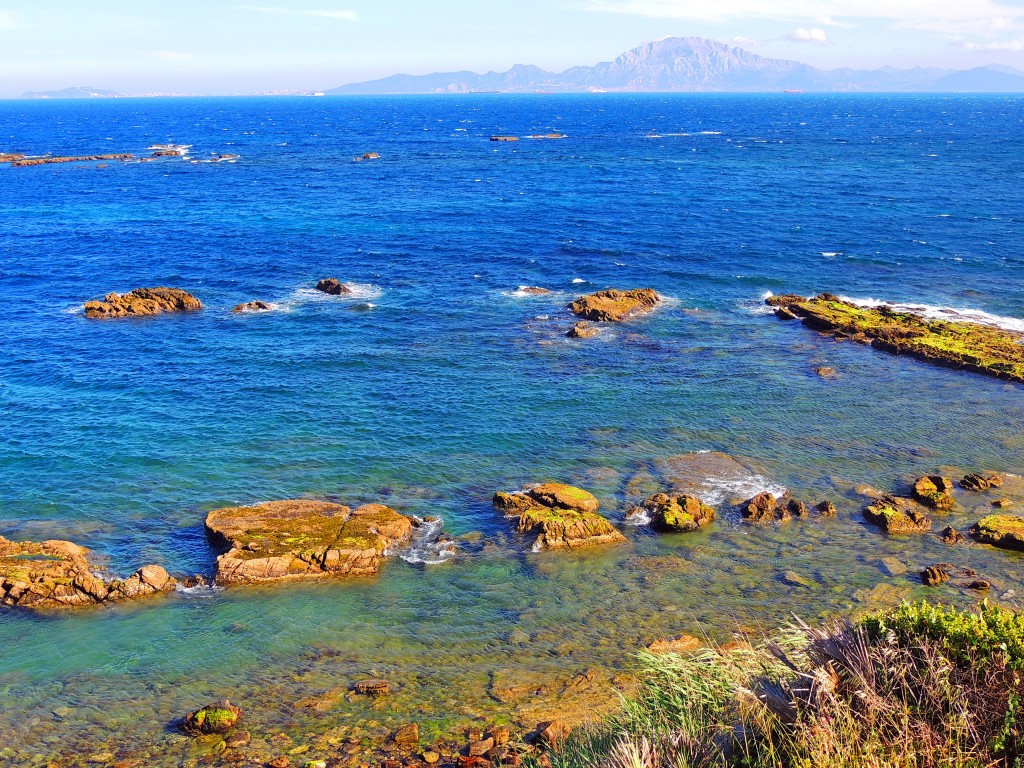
[970,515,1024,551]
[764,294,807,308]
[490,136,518,142]
[993,499,1014,509]
[786,498,809,517]
[84,287,202,319]
[224,730,251,749]
[961,473,1003,492]
[942,526,964,545]
[967,579,991,591]
[526,483,599,514]
[390,723,419,749]
[352,679,390,696]
[912,476,955,510]
[532,720,570,752]
[741,492,787,523]
[206,500,416,585]
[921,566,949,586]
[268,758,290,768]
[494,484,626,551]
[315,278,353,296]
[488,727,512,747]
[816,500,837,517]
[422,752,440,764]
[639,493,715,533]
[519,286,552,295]
[863,496,932,534]
[813,366,837,378]
[362,152,381,160]
[233,301,272,313]
[566,321,599,339]
[646,633,703,654]
[0,536,175,610]
[468,738,494,757]
[182,701,242,735]
[567,288,660,322]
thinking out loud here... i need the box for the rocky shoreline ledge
[767,293,1024,382]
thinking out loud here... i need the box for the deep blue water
[1,94,1023,764]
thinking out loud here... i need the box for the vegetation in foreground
[552,602,1024,768]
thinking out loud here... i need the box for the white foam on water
[821,251,842,257]
[696,474,788,507]
[175,584,223,597]
[571,278,586,284]
[397,516,457,565]
[623,507,652,526]
[838,295,1024,334]
[284,283,383,309]
[505,286,555,298]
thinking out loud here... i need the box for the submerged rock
[646,634,704,654]
[764,293,1024,383]
[912,475,955,510]
[315,278,352,296]
[0,536,174,610]
[863,496,932,534]
[493,483,627,551]
[942,526,965,545]
[205,499,416,585]
[970,515,1024,551]
[519,286,553,295]
[182,701,242,735]
[921,565,950,586]
[84,287,202,319]
[638,493,715,533]
[566,321,599,339]
[816,500,837,517]
[233,300,272,313]
[568,288,660,322]
[352,679,391,696]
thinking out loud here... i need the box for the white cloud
[731,36,761,47]
[788,27,829,43]
[152,50,198,61]
[581,0,1024,35]
[233,5,358,21]
[954,38,1024,51]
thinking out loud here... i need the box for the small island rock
[233,300,272,313]
[970,515,1024,551]
[639,493,715,533]
[567,321,600,339]
[315,278,353,296]
[568,288,660,322]
[182,701,242,735]
[493,483,627,551]
[84,287,201,319]
[912,476,955,510]
[205,499,416,585]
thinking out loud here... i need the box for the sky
[1,0,1023,96]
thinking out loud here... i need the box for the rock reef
[493,483,627,551]
[315,278,353,296]
[10,153,133,167]
[0,536,174,610]
[205,499,416,585]
[863,496,933,534]
[971,515,1024,551]
[232,300,272,313]
[84,287,202,319]
[638,493,715,532]
[767,293,1024,382]
[569,288,660,322]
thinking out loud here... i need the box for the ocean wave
[623,507,652,526]
[284,283,383,308]
[696,474,787,507]
[571,278,587,284]
[397,516,457,565]
[838,296,1024,334]
[175,583,223,597]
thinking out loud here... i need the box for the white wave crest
[284,283,384,308]
[397,516,457,565]
[696,475,787,507]
[624,507,652,526]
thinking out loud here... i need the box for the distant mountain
[21,86,123,99]
[327,37,1024,94]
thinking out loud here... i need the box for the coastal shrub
[550,601,1024,768]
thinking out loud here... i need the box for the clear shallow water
[1,94,1023,765]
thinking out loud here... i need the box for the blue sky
[1,0,1023,95]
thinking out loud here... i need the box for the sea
[1,94,1023,765]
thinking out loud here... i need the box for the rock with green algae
[205,499,417,585]
[766,293,1024,383]
[0,536,175,610]
[637,493,715,533]
[970,515,1024,551]
[863,496,933,534]
[568,288,660,322]
[493,483,627,551]
[912,475,956,511]
[182,700,242,735]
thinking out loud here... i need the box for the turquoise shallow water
[1,94,1023,765]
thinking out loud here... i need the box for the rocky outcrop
[568,288,660,322]
[493,483,627,551]
[519,286,553,295]
[84,287,202,319]
[912,476,955,510]
[0,536,174,610]
[490,135,519,142]
[12,153,133,167]
[315,278,353,296]
[638,493,715,533]
[232,300,272,313]
[741,492,786,522]
[863,496,932,534]
[182,701,242,735]
[765,293,1024,383]
[205,499,417,585]
[970,515,1024,551]
[921,565,949,586]
[567,321,599,339]
[961,473,1003,492]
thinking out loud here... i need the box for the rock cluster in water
[0,536,175,609]
[83,287,202,319]
[638,493,716,532]
[493,483,627,551]
[767,293,1024,382]
[568,288,660,322]
[205,499,417,584]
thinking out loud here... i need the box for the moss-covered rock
[0,536,174,610]
[568,288,660,322]
[493,483,627,552]
[741,492,788,523]
[970,515,1024,551]
[205,499,416,585]
[639,493,716,533]
[766,294,1024,382]
[912,476,956,511]
[863,497,933,534]
[182,701,242,735]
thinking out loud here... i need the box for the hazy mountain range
[21,38,1024,98]
[327,37,1024,95]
